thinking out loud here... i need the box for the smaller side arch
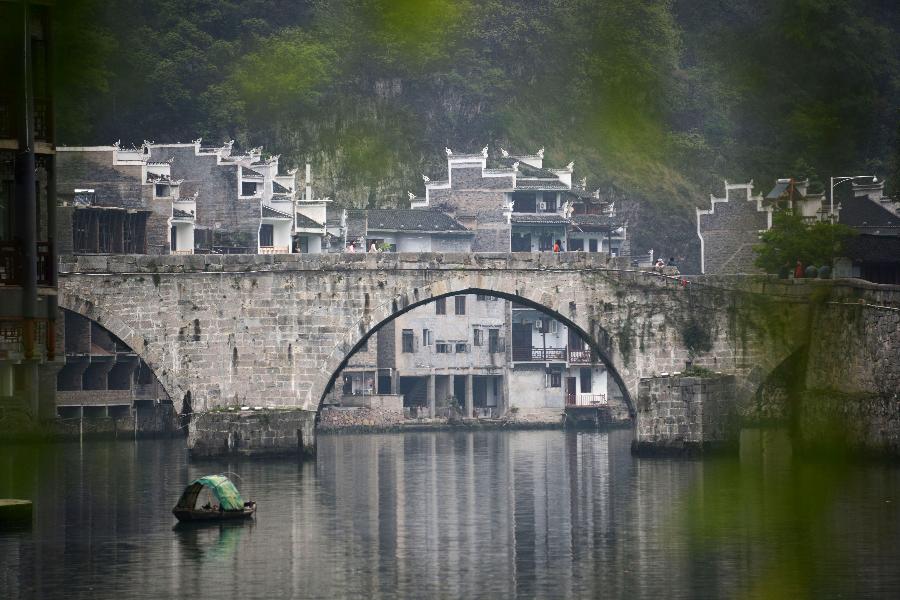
[57,290,186,412]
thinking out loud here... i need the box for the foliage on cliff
[52,0,900,268]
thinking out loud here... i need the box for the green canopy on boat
[175,475,245,511]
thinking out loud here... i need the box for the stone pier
[187,409,317,459]
[632,374,739,456]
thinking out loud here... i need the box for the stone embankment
[318,406,587,433]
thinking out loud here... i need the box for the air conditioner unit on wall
[539,202,547,210]
[534,320,543,331]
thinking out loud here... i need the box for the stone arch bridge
[57,252,825,417]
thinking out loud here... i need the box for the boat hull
[172,505,256,522]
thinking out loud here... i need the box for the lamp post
[830,175,878,220]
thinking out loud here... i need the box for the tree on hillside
[754,210,856,274]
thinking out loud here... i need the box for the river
[2,429,899,599]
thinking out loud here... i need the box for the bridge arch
[317,274,636,417]
[58,290,185,411]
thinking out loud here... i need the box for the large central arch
[319,286,635,417]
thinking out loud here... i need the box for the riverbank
[317,404,634,434]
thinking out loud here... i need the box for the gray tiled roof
[242,166,264,178]
[570,214,615,228]
[295,213,324,229]
[842,234,900,262]
[273,180,291,194]
[515,179,570,191]
[840,196,898,227]
[262,205,292,219]
[510,213,569,225]
[354,209,470,232]
[173,208,194,219]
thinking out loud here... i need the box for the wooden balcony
[0,241,54,286]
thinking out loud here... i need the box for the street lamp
[830,175,878,220]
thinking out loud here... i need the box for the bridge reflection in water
[2,429,900,598]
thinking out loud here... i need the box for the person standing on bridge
[553,239,562,253]
[794,259,804,279]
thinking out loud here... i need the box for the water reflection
[2,430,900,598]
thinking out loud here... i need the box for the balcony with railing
[566,393,607,406]
[259,246,290,254]
[512,345,567,362]
[567,348,594,364]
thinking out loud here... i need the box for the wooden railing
[0,241,54,286]
[37,241,53,285]
[33,97,51,141]
[0,242,21,285]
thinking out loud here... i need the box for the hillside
[53,0,900,270]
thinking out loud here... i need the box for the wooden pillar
[465,374,473,418]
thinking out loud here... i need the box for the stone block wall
[318,405,405,431]
[150,145,256,250]
[698,184,770,274]
[187,409,317,458]
[632,374,738,455]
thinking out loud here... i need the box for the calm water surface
[2,429,900,599]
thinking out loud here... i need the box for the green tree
[754,210,856,274]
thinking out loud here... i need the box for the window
[455,296,466,315]
[155,184,169,197]
[241,181,257,196]
[402,329,414,353]
[569,238,584,251]
[436,342,452,353]
[259,224,274,247]
[455,342,469,353]
[549,372,562,388]
[589,239,598,252]
[580,368,592,393]
[473,328,483,346]
[512,192,537,213]
[543,193,557,212]
[476,294,486,301]
[488,328,502,353]
[435,298,446,315]
[423,329,432,346]
[539,235,554,251]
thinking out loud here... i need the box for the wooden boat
[172,475,256,522]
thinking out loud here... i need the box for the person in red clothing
[793,260,804,278]
[553,239,562,253]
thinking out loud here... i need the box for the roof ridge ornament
[537,147,544,158]
[500,147,509,158]
[408,191,416,200]
[566,161,574,171]
[512,161,520,171]
[445,147,453,156]
[481,145,488,158]
[422,174,430,183]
